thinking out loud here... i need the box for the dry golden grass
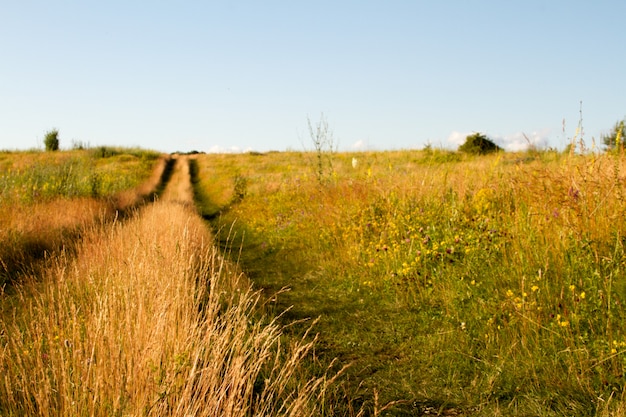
[0,156,331,416]
[160,155,195,205]
[0,155,169,283]
[113,154,170,209]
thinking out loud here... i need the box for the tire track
[159,155,195,205]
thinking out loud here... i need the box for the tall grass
[0,156,333,416]
[197,150,626,415]
[0,149,159,203]
[0,150,167,287]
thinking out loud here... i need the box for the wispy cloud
[351,139,366,150]
[207,145,253,154]
[446,131,471,147]
[492,129,551,151]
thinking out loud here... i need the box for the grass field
[0,151,333,416]
[0,148,164,288]
[194,149,626,416]
[4,147,626,416]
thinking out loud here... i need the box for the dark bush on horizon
[459,132,502,155]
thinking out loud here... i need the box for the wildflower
[531,285,539,292]
[506,289,514,297]
[570,285,576,292]
[352,158,358,168]
[580,291,586,299]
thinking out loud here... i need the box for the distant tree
[458,132,502,155]
[44,129,60,151]
[601,119,625,152]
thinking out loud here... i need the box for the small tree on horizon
[44,129,60,151]
[458,132,502,155]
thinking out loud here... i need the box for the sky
[1,1,625,153]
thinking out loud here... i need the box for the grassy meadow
[0,152,334,416]
[5,145,626,416]
[194,148,626,416]
[0,148,164,287]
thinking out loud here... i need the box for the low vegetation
[0,153,335,416]
[5,144,626,416]
[196,149,626,416]
[0,148,160,204]
[0,149,164,288]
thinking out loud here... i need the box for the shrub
[44,129,60,151]
[601,119,625,151]
[458,132,502,155]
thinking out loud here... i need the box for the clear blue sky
[2,1,625,153]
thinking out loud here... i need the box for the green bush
[44,129,60,151]
[459,132,502,155]
[601,119,625,151]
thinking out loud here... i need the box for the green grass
[193,149,626,416]
[0,148,163,289]
[0,148,160,203]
